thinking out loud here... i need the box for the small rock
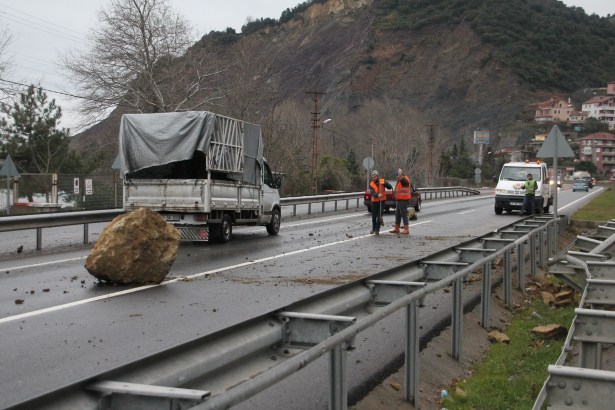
[487,330,510,344]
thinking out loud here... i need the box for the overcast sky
[0,0,613,132]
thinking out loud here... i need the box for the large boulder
[85,208,181,284]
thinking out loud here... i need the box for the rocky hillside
[72,0,615,188]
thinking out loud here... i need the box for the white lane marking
[1,257,86,271]
[458,210,475,215]
[558,187,604,211]
[283,214,362,228]
[0,220,432,324]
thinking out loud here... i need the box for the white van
[494,160,554,215]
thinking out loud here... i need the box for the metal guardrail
[532,219,615,409]
[8,214,562,410]
[0,187,482,250]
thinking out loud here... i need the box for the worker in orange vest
[389,168,411,235]
[369,170,392,235]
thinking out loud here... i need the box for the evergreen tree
[0,85,74,174]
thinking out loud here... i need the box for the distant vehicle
[557,176,562,188]
[494,160,554,215]
[364,181,422,213]
[572,179,589,192]
[581,176,594,189]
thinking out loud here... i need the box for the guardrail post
[504,249,512,306]
[517,242,525,290]
[404,300,419,406]
[83,223,89,244]
[36,227,42,250]
[481,262,491,329]
[530,233,537,276]
[329,344,347,410]
[322,202,326,213]
[539,228,546,268]
[452,279,463,359]
[292,204,297,216]
[308,203,312,215]
[334,201,338,212]
[551,221,558,257]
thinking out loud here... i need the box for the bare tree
[62,0,224,118]
[0,27,15,99]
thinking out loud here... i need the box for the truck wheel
[414,201,421,212]
[266,208,281,235]
[219,215,232,242]
[495,206,503,215]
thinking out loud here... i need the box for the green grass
[442,300,575,409]
[572,185,615,222]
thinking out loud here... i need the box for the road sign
[537,125,574,158]
[474,168,482,175]
[362,157,374,170]
[0,154,19,178]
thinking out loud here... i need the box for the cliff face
[71,0,549,166]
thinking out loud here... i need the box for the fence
[0,173,122,215]
[532,219,615,409]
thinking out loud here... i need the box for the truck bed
[124,179,261,213]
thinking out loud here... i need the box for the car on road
[572,179,589,192]
[364,181,422,213]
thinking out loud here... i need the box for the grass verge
[441,297,575,409]
[571,184,615,221]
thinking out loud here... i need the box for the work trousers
[523,194,536,215]
[394,200,409,226]
[371,202,382,233]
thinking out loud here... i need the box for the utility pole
[425,124,438,186]
[307,90,326,194]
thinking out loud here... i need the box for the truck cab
[494,160,553,215]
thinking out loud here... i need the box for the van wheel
[414,201,421,212]
[495,206,503,215]
[266,208,281,235]
[219,215,232,242]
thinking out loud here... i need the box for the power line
[0,4,90,46]
[0,76,114,105]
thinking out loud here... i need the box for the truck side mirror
[273,175,282,189]
[492,176,498,182]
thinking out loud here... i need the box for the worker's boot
[389,224,400,233]
[401,225,409,235]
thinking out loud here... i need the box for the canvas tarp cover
[120,111,216,174]
[120,111,264,184]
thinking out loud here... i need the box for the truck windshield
[499,166,541,181]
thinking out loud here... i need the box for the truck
[120,111,282,242]
[494,160,554,215]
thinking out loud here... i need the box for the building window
[596,148,601,152]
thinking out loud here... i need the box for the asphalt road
[0,187,601,409]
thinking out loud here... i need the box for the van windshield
[499,166,541,181]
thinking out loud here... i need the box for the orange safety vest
[369,179,386,202]
[394,176,411,200]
